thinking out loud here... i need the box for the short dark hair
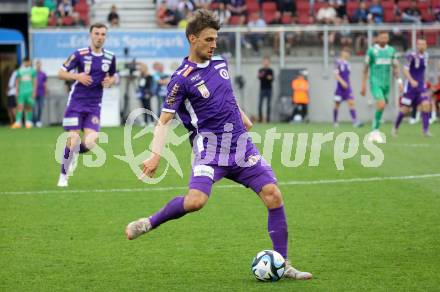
[89,23,108,32]
[185,9,220,39]
[23,57,30,62]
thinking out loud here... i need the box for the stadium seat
[210,2,220,10]
[246,0,260,13]
[297,1,310,16]
[346,1,359,19]
[262,1,277,12]
[229,15,242,25]
[263,10,278,24]
[424,31,438,45]
[62,16,74,26]
[383,9,395,22]
[281,14,293,24]
[298,14,313,24]
[398,1,411,10]
[313,2,326,14]
[421,8,434,21]
[48,14,57,26]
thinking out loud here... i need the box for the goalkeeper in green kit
[361,31,399,133]
[11,58,37,129]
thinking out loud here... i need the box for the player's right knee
[184,190,208,212]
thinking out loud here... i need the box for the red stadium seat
[48,14,57,26]
[262,1,277,12]
[313,2,326,14]
[433,0,440,7]
[263,10,278,23]
[62,16,74,26]
[346,1,359,18]
[420,8,434,21]
[246,1,260,13]
[424,31,438,45]
[398,1,411,10]
[210,2,220,10]
[281,14,293,24]
[297,1,310,15]
[383,9,395,22]
[229,15,242,25]
[74,2,89,15]
[298,14,313,24]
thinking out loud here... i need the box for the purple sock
[149,196,187,229]
[395,111,405,129]
[268,205,288,259]
[422,112,430,133]
[350,109,357,124]
[61,147,70,175]
[79,142,90,153]
[333,108,338,123]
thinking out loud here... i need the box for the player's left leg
[419,97,432,136]
[258,183,312,280]
[333,100,340,127]
[371,86,387,131]
[23,96,35,129]
[229,146,312,279]
[347,99,361,127]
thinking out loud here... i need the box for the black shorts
[7,95,16,108]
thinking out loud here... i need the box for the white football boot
[283,260,313,280]
[57,174,69,187]
[125,217,152,240]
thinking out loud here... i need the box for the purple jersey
[61,47,116,111]
[334,58,351,94]
[404,51,428,94]
[36,70,47,97]
[162,56,248,164]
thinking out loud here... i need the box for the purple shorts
[401,90,429,107]
[334,88,354,102]
[189,144,277,196]
[63,106,101,132]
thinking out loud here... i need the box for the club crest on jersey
[84,62,91,74]
[197,83,210,98]
[219,68,229,80]
[101,63,110,72]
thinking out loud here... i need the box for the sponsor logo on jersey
[190,73,201,82]
[84,55,92,61]
[193,165,214,179]
[182,66,194,77]
[219,68,229,80]
[246,154,261,167]
[166,83,180,106]
[197,83,210,98]
[375,59,392,65]
[64,54,76,67]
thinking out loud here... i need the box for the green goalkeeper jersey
[365,44,397,88]
[16,66,36,96]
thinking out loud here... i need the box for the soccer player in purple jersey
[125,10,312,280]
[392,38,432,137]
[57,23,117,187]
[333,47,362,128]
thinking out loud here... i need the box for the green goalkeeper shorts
[370,84,390,103]
[17,92,35,107]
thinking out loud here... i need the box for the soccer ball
[367,131,385,143]
[251,250,285,281]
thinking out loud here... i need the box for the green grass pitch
[0,122,439,291]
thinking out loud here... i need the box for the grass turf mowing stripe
[1,172,440,196]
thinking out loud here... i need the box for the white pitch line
[1,173,440,196]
